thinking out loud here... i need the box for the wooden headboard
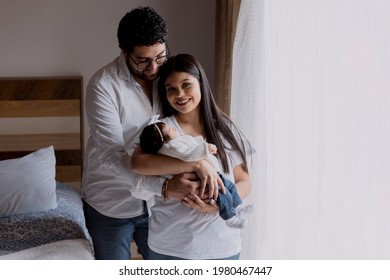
[0,77,83,191]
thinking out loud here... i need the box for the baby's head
[140,122,179,153]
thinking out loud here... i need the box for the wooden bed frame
[0,78,143,259]
[0,77,83,190]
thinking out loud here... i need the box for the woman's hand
[182,194,219,214]
[195,160,225,200]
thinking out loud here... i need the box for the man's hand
[167,172,200,200]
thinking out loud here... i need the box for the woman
[131,54,254,259]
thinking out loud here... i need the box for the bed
[0,77,94,260]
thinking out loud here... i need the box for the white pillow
[0,146,57,218]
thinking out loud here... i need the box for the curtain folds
[214,0,241,114]
[231,0,267,260]
[232,0,390,259]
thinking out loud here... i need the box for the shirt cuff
[134,175,166,198]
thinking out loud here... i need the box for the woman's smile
[176,98,191,106]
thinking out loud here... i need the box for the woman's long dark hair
[158,54,248,173]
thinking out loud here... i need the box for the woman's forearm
[131,145,199,176]
[131,145,222,200]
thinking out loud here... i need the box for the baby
[139,119,253,229]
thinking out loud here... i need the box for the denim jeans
[218,174,242,220]
[149,248,240,260]
[83,200,149,260]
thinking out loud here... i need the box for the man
[81,6,199,260]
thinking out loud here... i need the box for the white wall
[0,0,215,141]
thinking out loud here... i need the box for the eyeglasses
[128,47,170,70]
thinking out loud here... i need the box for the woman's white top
[148,115,254,259]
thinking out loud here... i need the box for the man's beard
[127,61,158,81]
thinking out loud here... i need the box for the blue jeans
[149,248,240,260]
[218,174,242,220]
[83,200,149,260]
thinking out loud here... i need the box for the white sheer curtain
[232,0,390,259]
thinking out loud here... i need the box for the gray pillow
[0,146,57,218]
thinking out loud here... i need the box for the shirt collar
[118,51,138,87]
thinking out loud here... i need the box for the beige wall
[0,0,215,144]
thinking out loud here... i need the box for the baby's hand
[208,143,217,154]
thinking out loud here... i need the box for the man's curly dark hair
[117,6,168,53]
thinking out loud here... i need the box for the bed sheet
[0,182,92,257]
